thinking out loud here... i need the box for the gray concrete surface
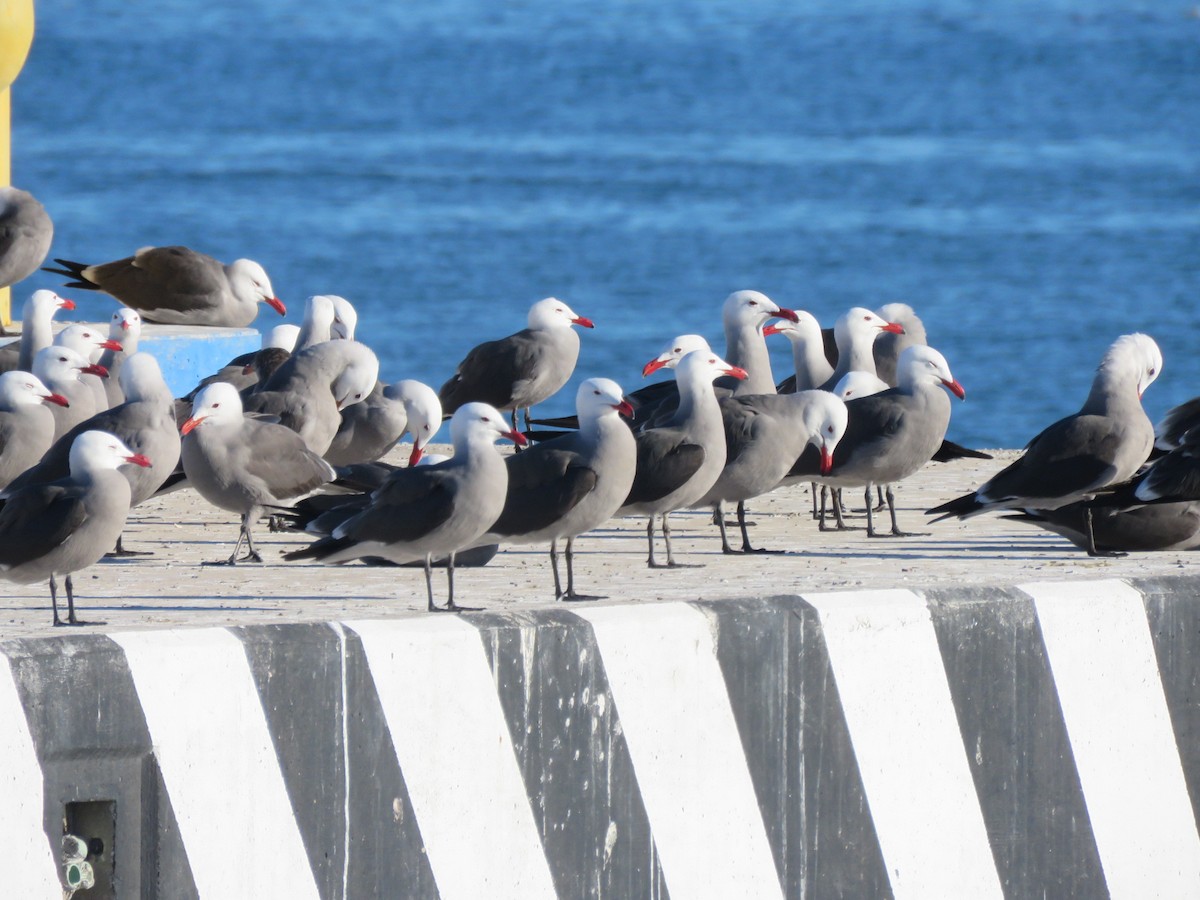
[0,447,1189,637]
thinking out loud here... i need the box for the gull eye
[593,389,601,395]
[212,402,221,408]
[748,300,758,306]
[481,416,491,422]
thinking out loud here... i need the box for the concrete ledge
[3,577,1199,896]
[0,323,259,397]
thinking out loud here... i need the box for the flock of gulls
[0,184,1196,627]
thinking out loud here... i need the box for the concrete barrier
[3,577,1199,897]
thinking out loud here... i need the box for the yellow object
[0,0,35,326]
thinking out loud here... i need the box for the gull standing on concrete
[439,297,594,433]
[99,308,142,406]
[699,390,849,553]
[477,378,637,600]
[324,379,442,467]
[619,349,747,568]
[0,430,151,626]
[928,333,1161,555]
[33,346,108,441]
[792,345,965,537]
[1001,423,1200,553]
[0,187,53,303]
[0,371,69,491]
[44,246,285,327]
[181,382,337,564]
[284,402,526,612]
[242,340,380,455]
[3,353,182,555]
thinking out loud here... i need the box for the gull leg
[717,502,738,554]
[62,574,101,626]
[50,575,62,627]
[738,500,784,554]
[662,511,702,568]
[1085,507,1126,558]
[443,552,481,612]
[550,539,564,599]
[645,516,661,568]
[865,485,879,536]
[561,536,602,602]
[869,485,928,538]
[106,533,150,558]
[423,554,439,612]
[240,514,264,562]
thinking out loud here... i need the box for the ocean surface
[11,0,1199,446]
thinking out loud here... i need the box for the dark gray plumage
[285,402,525,612]
[44,246,285,327]
[181,382,337,564]
[929,333,1162,556]
[439,297,594,432]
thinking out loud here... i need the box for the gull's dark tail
[41,258,101,291]
[926,491,985,522]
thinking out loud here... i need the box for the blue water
[12,0,1200,445]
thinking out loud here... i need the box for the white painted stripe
[0,656,61,896]
[111,629,320,900]
[576,603,784,900]
[804,589,1003,900]
[346,617,557,900]
[1025,579,1200,898]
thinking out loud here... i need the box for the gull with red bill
[698,388,850,554]
[33,346,110,441]
[55,323,125,414]
[3,353,183,557]
[791,344,966,537]
[619,349,749,568]
[100,308,143,406]
[0,371,70,491]
[473,377,639,601]
[0,289,77,375]
[0,430,151,626]
[929,333,1160,556]
[181,382,337,565]
[44,245,285,327]
[438,296,595,434]
[324,378,444,468]
[284,402,527,613]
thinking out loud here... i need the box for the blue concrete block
[135,325,261,397]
